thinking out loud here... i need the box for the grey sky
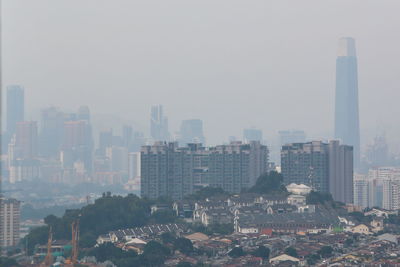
[3,0,400,148]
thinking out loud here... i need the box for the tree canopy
[284,247,298,258]
[248,171,288,194]
[23,193,179,255]
[185,186,229,200]
[228,247,246,258]
[252,245,270,259]
[306,191,334,205]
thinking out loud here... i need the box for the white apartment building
[0,198,21,247]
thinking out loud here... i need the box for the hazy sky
[3,0,400,148]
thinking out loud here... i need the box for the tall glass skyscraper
[335,37,360,169]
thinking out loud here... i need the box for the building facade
[0,198,21,247]
[281,140,353,203]
[334,37,360,169]
[6,85,24,137]
[141,141,269,200]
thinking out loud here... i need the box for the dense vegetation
[83,240,172,267]
[23,193,179,255]
[184,186,230,200]
[306,191,334,205]
[247,171,288,194]
[21,203,84,221]
[0,257,19,267]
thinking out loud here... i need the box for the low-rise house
[235,211,338,234]
[173,200,195,219]
[266,204,297,214]
[377,233,398,245]
[364,208,398,218]
[371,217,384,233]
[286,183,312,195]
[150,203,170,214]
[351,224,372,235]
[200,208,233,226]
[96,234,111,245]
[287,194,306,206]
[269,254,300,265]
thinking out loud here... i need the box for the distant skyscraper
[243,128,263,143]
[98,129,113,156]
[335,37,360,169]
[62,120,93,173]
[39,107,65,157]
[279,130,306,147]
[77,105,91,122]
[15,121,38,159]
[6,85,24,136]
[150,105,169,141]
[179,119,205,145]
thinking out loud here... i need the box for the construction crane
[71,219,80,265]
[65,219,80,266]
[41,226,53,267]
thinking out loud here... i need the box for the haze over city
[3,1,400,266]
[3,0,400,148]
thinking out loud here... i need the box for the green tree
[306,191,333,205]
[140,241,171,266]
[284,247,298,258]
[248,171,287,194]
[318,246,333,258]
[177,262,193,267]
[228,247,245,258]
[174,237,194,254]
[150,209,178,224]
[0,257,19,267]
[83,243,137,263]
[252,245,270,259]
[185,187,229,201]
[161,232,176,244]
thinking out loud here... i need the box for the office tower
[328,140,353,204]
[6,85,24,136]
[39,107,65,157]
[141,141,268,199]
[15,121,38,159]
[208,141,269,193]
[77,105,91,122]
[150,105,169,141]
[62,120,93,173]
[281,141,330,193]
[179,119,205,145]
[335,37,360,169]
[281,140,353,201]
[98,129,113,156]
[243,128,263,143]
[106,146,128,173]
[279,130,306,146]
[122,125,133,149]
[128,152,141,180]
[0,198,21,247]
[366,136,389,167]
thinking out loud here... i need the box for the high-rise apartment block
[141,141,268,200]
[335,37,360,169]
[179,119,205,145]
[281,140,353,203]
[6,85,24,137]
[0,198,21,247]
[150,105,169,141]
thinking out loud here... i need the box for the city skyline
[2,1,400,148]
